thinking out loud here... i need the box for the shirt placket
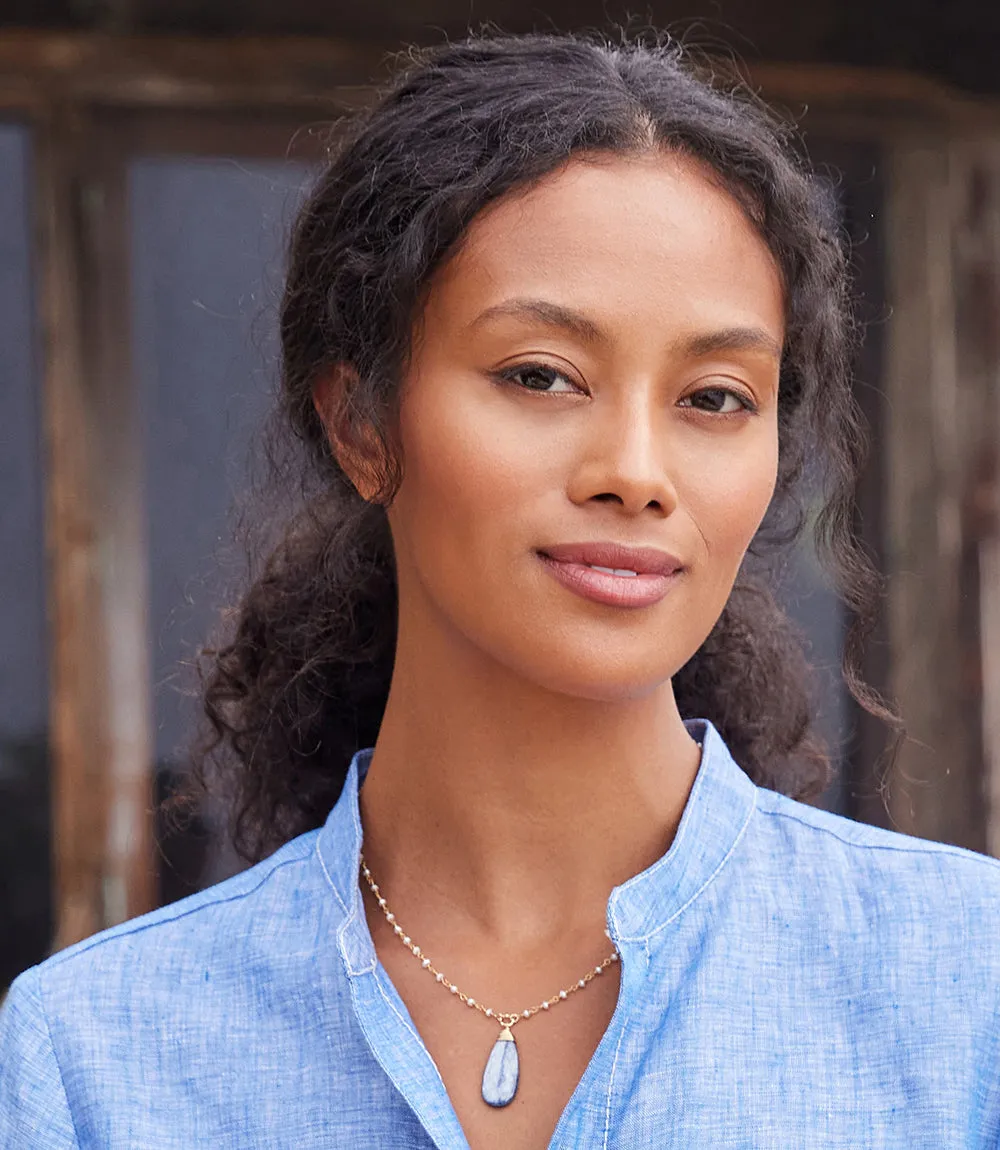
[339,896,471,1149]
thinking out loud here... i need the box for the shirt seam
[37,843,316,972]
[757,801,1000,870]
[30,968,82,1148]
[620,787,758,945]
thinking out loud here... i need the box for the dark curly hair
[193,30,897,864]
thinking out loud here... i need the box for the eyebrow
[469,296,783,361]
[682,327,784,361]
[468,298,606,343]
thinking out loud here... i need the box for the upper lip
[538,542,684,575]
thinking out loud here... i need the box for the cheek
[390,373,546,569]
[681,423,778,572]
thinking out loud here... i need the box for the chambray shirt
[3,718,1000,1148]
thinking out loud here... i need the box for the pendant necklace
[360,853,619,1108]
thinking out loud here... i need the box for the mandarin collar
[317,718,757,975]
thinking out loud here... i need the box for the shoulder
[0,827,356,1143]
[751,782,1000,879]
[743,786,1000,976]
[0,966,79,1148]
[19,828,330,1014]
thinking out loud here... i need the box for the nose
[566,389,678,518]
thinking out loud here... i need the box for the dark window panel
[130,155,313,899]
[0,123,51,987]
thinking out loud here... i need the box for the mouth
[537,542,684,576]
[535,542,684,608]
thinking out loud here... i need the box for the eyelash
[495,362,759,416]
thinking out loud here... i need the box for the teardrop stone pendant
[481,1025,519,1107]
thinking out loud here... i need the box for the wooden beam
[85,123,158,931]
[0,29,998,130]
[948,143,1000,856]
[36,106,108,948]
[0,31,386,114]
[36,106,156,951]
[882,135,999,852]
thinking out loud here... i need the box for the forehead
[423,151,784,343]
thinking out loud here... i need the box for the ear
[312,365,385,502]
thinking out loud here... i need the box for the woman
[2,31,999,1150]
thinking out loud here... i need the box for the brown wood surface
[84,121,158,932]
[35,107,156,951]
[0,28,997,127]
[949,144,1000,857]
[35,107,114,949]
[881,136,1000,851]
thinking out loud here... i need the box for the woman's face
[385,151,784,701]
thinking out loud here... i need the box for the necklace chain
[359,852,620,1030]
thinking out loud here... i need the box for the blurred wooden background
[1,0,999,988]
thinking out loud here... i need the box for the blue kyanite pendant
[481,1025,519,1107]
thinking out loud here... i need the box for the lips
[536,542,684,608]
[537,542,683,576]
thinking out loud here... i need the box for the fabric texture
[2,718,1000,1148]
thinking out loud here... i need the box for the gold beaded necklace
[359,853,620,1108]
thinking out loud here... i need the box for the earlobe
[312,365,384,502]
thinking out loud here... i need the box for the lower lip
[536,553,681,608]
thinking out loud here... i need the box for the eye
[678,386,757,415]
[498,363,581,394]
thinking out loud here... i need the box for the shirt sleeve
[0,968,80,1148]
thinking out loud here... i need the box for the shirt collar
[317,718,757,975]
[606,718,757,944]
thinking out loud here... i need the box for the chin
[507,646,679,704]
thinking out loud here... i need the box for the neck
[358,611,702,952]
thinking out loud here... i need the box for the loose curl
[193,30,898,863]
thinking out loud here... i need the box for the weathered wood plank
[882,137,998,852]
[35,107,110,949]
[0,30,998,130]
[83,125,158,930]
[0,31,385,113]
[35,108,156,951]
[949,144,1000,857]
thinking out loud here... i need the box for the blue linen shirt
[2,717,1000,1148]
